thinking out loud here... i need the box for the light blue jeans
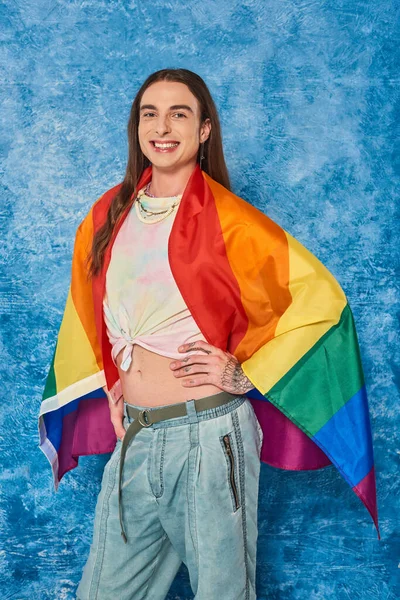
[76,394,263,600]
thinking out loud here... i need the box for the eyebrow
[139,104,194,114]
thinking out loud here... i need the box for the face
[138,81,211,172]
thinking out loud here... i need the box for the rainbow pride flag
[39,163,379,538]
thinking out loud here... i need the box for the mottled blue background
[1,0,399,598]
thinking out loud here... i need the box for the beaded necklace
[135,182,182,224]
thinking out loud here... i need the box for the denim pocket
[247,401,263,451]
[255,416,263,446]
[220,432,241,512]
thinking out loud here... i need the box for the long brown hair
[87,68,231,278]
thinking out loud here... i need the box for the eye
[142,112,155,118]
[173,112,187,118]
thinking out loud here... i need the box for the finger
[178,340,217,355]
[173,363,217,379]
[112,421,126,439]
[177,354,225,377]
[170,354,219,371]
[170,357,209,371]
[115,429,126,441]
[181,376,221,388]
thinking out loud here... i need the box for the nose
[155,114,171,135]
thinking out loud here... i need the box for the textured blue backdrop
[1,0,399,598]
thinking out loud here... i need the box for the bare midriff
[115,343,223,407]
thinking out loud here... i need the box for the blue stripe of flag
[246,387,271,402]
[313,384,374,486]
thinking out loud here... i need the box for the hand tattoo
[221,357,254,394]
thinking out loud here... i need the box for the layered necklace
[135,182,182,224]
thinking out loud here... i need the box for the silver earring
[199,141,205,169]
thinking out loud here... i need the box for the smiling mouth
[150,141,181,153]
[151,141,179,147]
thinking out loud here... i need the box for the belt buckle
[138,409,152,427]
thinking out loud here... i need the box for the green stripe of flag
[266,303,365,436]
[42,341,58,401]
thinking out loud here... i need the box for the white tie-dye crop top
[102,186,204,372]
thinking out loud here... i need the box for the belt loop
[185,399,199,424]
[126,404,135,424]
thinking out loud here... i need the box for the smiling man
[39,68,379,600]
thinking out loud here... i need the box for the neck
[149,161,196,197]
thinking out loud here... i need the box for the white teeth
[153,142,179,148]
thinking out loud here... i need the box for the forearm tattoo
[221,357,254,394]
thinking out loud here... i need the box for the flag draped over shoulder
[38,191,118,484]
[38,164,379,538]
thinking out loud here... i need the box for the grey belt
[118,390,238,543]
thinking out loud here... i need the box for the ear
[200,118,212,143]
